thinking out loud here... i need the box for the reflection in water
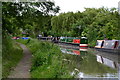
[80,48,88,51]
[97,55,118,69]
[60,46,119,79]
[60,48,80,55]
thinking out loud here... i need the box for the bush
[2,36,23,78]
[17,39,72,78]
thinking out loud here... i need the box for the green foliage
[17,39,72,78]
[2,2,60,37]
[51,7,119,46]
[2,36,23,78]
[3,2,119,47]
[0,29,2,79]
[17,38,31,45]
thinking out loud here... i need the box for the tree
[2,2,60,37]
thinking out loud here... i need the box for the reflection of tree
[80,53,117,74]
[62,53,83,74]
[62,51,117,77]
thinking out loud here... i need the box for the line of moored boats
[38,36,120,53]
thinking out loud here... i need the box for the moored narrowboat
[66,37,76,43]
[95,40,104,48]
[79,37,88,50]
[59,37,66,42]
[95,40,120,54]
[73,38,80,44]
[59,37,88,46]
[59,37,80,44]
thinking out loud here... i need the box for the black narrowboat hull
[95,48,120,54]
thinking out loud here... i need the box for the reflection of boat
[60,47,89,55]
[72,50,80,55]
[97,55,119,69]
[60,47,119,79]
[60,48,80,55]
[95,40,120,53]
[79,48,88,51]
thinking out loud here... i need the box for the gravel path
[8,43,32,78]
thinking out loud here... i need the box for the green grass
[0,34,2,79]
[17,39,73,78]
[2,36,23,78]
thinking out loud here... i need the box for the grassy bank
[0,31,2,79]
[2,36,23,78]
[17,39,72,78]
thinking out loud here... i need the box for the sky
[54,0,120,13]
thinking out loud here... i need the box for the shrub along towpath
[8,43,32,78]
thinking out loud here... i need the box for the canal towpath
[8,43,32,78]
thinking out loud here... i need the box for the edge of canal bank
[8,43,32,78]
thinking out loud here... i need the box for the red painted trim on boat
[80,46,88,47]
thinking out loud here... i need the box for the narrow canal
[57,43,119,79]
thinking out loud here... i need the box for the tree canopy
[51,7,119,46]
[2,2,119,46]
[2,2,60,37]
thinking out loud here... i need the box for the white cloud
[54,0,120,13]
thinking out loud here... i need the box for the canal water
[58,43,120,79]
